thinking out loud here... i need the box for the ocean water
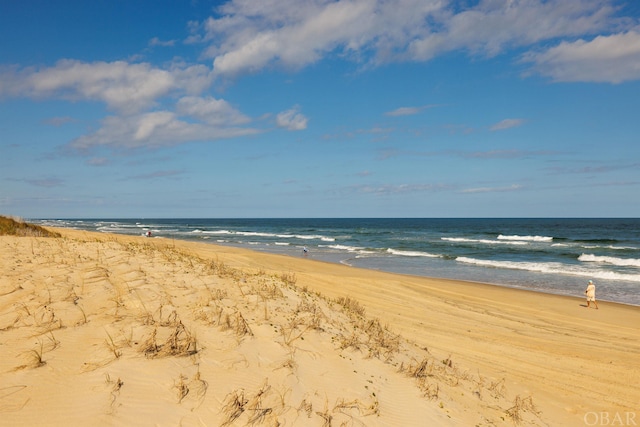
[32,218,640,306]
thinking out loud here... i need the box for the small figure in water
[302,246,308,256]
[146,231,152,238]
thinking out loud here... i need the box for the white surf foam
[442,237,528,246]
[578,254,640,268]
[387,248,440,258]
[497,234,553,242]
[456,257,640,282]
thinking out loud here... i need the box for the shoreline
[88,226,640,308]
[1,226,638,426]
[31,218,640,307]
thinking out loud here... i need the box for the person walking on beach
[585,280,598,309]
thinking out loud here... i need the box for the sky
[1,0,639,218]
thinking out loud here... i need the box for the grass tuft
[140,323,199,358]
[335,296,366,317]
[279,272,297,286]
[28,340,47,368]
[221,389,248,426]
[506,395,539,424]
[173,374,190,403]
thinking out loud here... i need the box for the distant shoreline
[44,221,640,308]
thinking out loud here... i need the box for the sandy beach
[1,227,638,426]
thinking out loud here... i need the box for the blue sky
[1,0,639,218]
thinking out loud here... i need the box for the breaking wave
[578,254,640,268]
[387,248,440,258]
[456,257,640,282]
[497,234,553,242]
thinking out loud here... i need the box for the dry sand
[0,228,638,426]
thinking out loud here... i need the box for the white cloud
[0,60,262,152]
[523,30,640,83]
[1,0,634,160]
[353,182,452,195]
[12,60,172,113]
[459,184,523,194]
[176,96,250,126]
[149,37,176,47]
[208,0,380,75]
[168,62,214,95]
[459,149,559,159]
[43,116,75,126]
[490,118,525,131]
[0,60,213,113]
[10,177,66,188]
[385,105,436,117]
[196,0,621,77]
[87,157,110,166]
[410,0,617,60]
[276,106,308,130]
[67,111,260,151]
[31,178,64,188]
[127,170,185,180]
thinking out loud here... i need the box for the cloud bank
[197,0,630,80]
[0,0,637,156]
[522,30,640,83]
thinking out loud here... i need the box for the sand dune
[1,228,638,426]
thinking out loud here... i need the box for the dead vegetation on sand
[0,216,60,238]
[0,233,547,426]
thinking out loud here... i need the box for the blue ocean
[33,218,640,306]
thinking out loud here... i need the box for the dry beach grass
[0,216,60,238]
[0,223,638,426]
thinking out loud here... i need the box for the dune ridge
[1,227,638,426]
